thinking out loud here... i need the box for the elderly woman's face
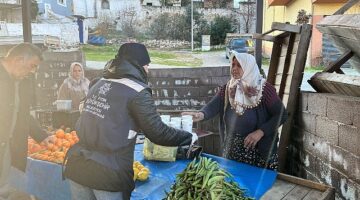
[231,58,244,79]
[72,65,82,81]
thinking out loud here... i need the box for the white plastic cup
[181,115,193,121]
[160,115,171,123]
[181,119,193,133]
[169,121,181,129]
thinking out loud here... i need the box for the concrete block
[197,76,212,85]
[327,96,353,125]
[199,86,218,97]
[296,111,316,134]
[303,150,318,176]
[303,132,331,164]
[303,130,360,184]
[307,92,327,116]
[331,169,360,200]
[222,67,230,76]
[305,170,320,183]
[354,114,360,129]
[339,124,360,156]
[298,92,308,112]
[148,68,175,78]
[329,144,360,184]
[211,76,229,86]
[315,116,339,145]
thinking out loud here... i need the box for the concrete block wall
[291,92,360,200]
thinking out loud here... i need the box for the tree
[31,0,39,21]
[296,9,311,24]
[117,5,138,37]
[238,0,256,33]
[210,16,235,45]
[149,13,171,40]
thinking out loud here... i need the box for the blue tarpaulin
[11,144,277,200]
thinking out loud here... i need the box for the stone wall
[290,92,360,200]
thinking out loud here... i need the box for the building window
[147,3,153,6]
[101,0,110,9]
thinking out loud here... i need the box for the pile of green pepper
[165,157,254,200]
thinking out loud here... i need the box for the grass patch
[82,44,202,67]
[305,66,324,72]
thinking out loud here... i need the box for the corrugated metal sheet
[322,34,351,68]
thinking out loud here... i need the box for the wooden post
[22,0,32,43]
[334,0,360,15]
[322,50,353,73]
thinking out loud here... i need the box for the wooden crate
[261,173,335,200]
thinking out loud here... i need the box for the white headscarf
[226,52,266,115]
[63,62,90,95]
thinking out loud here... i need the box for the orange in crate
[28,128,79,164]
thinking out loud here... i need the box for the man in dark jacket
[0,43,53,199]
[65,43,197,200]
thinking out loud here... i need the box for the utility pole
[255,0,263,69]
[22,0,32,43]
[191,0,194,51]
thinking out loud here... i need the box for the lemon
[134,161,141,167]
[133,168,140,181]
[137,170,149,181]
[141,167,149,172]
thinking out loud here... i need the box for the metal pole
[22,0,32,43]
[255,0,263,69]
[191,0,194,51]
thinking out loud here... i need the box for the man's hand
[181,112,204,122]
[244,129,264,149]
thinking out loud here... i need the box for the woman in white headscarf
[183,52,287,170]
[58,62,90,110]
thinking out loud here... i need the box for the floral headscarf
[63,62,90,95]
[226,52,266,115]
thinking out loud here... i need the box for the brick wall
[290,92,360,200]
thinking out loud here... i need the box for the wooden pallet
[261,173,335,200]
[254,22,312,172]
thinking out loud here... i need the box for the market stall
[11,144,277,200]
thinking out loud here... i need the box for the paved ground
[86,50,359,92]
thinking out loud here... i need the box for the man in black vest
[65,43,197,200]
[0,43,54,200]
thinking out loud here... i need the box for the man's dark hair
[6,43,43,61]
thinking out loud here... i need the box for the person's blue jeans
[69,180,127,200]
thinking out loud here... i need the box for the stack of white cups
[169,117,182,129]
[160,115,171,125]
[160,115,193,133]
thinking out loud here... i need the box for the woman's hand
[244,129,264,149]
[181,112,204,122]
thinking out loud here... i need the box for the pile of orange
[28,128,79,164]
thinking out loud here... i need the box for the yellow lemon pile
[133,161,150,181]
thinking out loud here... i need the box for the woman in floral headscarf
[58,62,90,110]
[183,52,287,170]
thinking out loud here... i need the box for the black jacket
[66,59,192,192]
[0,62,47,172]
